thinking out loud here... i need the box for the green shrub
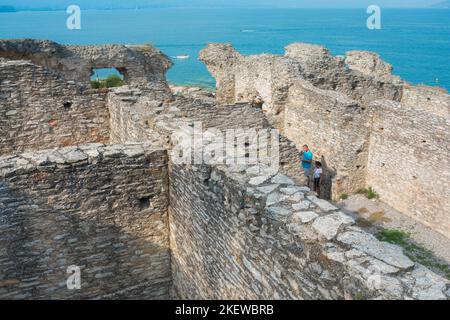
[376,229,410,246]
[357,186,379,200]
[366,187,379,199]
[91,80,101,89]
[340,193,349,200]
[105,75,125,88]
[91,75,125,89]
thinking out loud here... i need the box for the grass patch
[376,229,450,280]
[368,210,391,223]
[340,193,349,200]
[357,207,369,214]
[356,218,375,229]
[357,186,379,200]
[91,75,125,89]
[353,292,365,300]
[376,229,409,245]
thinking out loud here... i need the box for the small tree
[91,75,125,89]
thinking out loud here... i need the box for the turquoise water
[0,8,449,89]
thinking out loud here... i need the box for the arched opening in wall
[90,68,126,89]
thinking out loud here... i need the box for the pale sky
[0,0,445,9]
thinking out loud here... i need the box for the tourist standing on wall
[300,145,313,187]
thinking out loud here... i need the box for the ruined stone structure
[0,39,449,300]
[0,39,172,92]
[0,144,170,299]
[200,43,450,239]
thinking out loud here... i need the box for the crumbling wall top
[284,42,345,71]
[0,39,173,95]
[345,50,400,81]
[198,43,241,70]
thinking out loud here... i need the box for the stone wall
[151,91,449,300]
[284,44,403,103]
[0,39,173,94]
[200,42,450,239]
[0,143,171,299]
[0,59,110,155]
[367,100,450,237]
[169,162,449,300]
[0,39,448,300]
[108,87,163,145]
[199,43,403,131]
[143,92,306,185]
[400,84,450,117]
[285,81,370,199]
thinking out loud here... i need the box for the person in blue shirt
[300,145,313,187]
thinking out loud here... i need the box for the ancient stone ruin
[0,39,449,300]
[200,43,450,238]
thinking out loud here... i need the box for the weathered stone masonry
[0,59,110,155]
[0,39,173,92]
[366,100,450,237]
[169,162,449,300]
[200,42,450,238]
[0,144,170,299]
[0,39,173,299]
[0,39,449,300]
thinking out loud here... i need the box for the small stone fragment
[312,212,355,240]
[292,211,319,224]
[271,174,295,185]
[292,201,311,211]
[307,195,338,212]
[257,184,279,194]
[249,175,271,186]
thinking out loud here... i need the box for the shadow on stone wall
[0,180,171,300]
[0,144,172,300]
[320,156,335,200]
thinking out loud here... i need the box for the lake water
[0,8,449,90]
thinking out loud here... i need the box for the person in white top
[313,161,324,197]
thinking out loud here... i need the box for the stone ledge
[211,163,449,300]
[0,142,166,177]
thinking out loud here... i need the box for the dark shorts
[303,167,311,177]
[314,178,321,189]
